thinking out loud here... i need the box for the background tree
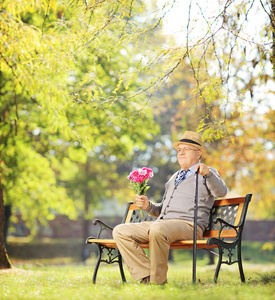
[138,0,274,140]
[0,0,162,268]
[143,0,275,216]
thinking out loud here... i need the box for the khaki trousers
[112,219,203,284]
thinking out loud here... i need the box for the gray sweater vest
[146,167,228,230]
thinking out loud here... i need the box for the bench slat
[86,238,219,249]
[128,197,246,212]
[234,202,244,226]
[203,229,237,238]
[213,197,245,206]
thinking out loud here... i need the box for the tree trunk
[81,160,91,262]
[0,176,12,269]
[4,204,12,245]
[208,251,215,265]
[271,0,275,77]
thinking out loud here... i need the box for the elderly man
[113,131,228,285]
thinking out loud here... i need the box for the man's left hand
[195,163,210,177]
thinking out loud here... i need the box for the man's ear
[198,150,202,161]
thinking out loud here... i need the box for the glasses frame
[177,147,200,153]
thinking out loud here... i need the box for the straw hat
[173,131,207,154]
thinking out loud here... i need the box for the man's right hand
[135,194,150,210]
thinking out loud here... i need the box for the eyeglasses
[177,147,200,153]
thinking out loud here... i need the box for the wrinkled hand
[195,163,210,177]
[135,194,150,210]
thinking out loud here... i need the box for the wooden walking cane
[192,170,199,284]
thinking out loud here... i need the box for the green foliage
[140,1,275,142]
[0,0,162,234]
[4,141,77,231]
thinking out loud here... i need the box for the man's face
[176,144,202,170]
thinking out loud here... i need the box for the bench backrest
[122,194,252,239]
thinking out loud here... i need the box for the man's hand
[195,163,210,177]
[135,194,150,210]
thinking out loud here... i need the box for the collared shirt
[176,163,199,181]
[176,163,207,185]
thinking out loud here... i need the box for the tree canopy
[146,0,274,217]
[0,0,160,223]
[0,0,163,267]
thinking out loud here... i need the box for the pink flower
[128,167,154,191]
[142,167,153,179]
[127,167,154,217]
[128,167,154,184]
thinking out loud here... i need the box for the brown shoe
[160,279,167,285]
[140,276,150,284]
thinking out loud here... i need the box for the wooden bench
[86,193,252,284]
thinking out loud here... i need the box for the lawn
[1,262,274,300]
[2,239,275,299]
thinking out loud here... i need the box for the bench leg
[213,242,245,283]
[92,245,127,284]
[93,244,103,284]
[214,246,223,283]
[237,243,245,283]
[118,251,126,283]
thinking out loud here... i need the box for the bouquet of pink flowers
[128,167,154,217]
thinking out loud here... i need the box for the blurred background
[1,0,274,267]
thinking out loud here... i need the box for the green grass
[3,239,275,299]
[1,263,275,300]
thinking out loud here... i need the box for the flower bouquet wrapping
[127,167,154,217]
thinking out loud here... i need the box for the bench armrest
[214,217,238,239]
[93,219,114,231]
[91,219,114,239]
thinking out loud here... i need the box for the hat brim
[173,141,207,155]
